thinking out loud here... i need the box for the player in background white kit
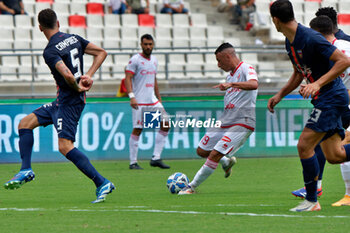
[309,16,350,206]
[179,43,258,195]
[124,34,170,170]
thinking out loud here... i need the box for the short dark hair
[141,34,154,42]
[38,8,57,29]
[315,7,338,28]
[215,42,234,54]
[310,15,334,35]
[270,0,295,23]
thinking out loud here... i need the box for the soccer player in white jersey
[124,34,170,170]
[178,42,258,195]
[308,15,350,206]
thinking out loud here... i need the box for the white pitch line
[0,207,349,218]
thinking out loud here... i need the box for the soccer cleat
[332,195,350,206]
[91,179,115,204]
[178,186,195,195]
[222,156,237,178]
[289,200,321,212]
[291,187,323,199]
[4,169,35,190]
[150,159,170,169]
[129,163,143,170]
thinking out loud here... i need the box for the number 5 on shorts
[57,118,63,130]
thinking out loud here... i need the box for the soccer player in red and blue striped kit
[268,0,350,212]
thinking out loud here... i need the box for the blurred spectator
[126,0,149,14]
[108,0,127,14]
[0,0,26,15]
[160,0,188,14]
[217,0,234,13]
[230,0,256,30]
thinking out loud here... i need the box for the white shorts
[198,125,253,156]
[132,102,168,129]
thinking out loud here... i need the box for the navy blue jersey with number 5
[43,31,90,106]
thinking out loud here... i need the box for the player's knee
[297,141,312,158]
[18,114,36,130]
[326,157,343,164]
[196,147,209,158]
[58,144,73,156]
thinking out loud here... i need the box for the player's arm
[301,49,350,98]
[55,60,89,92]
[83,43,107,79]
[154,77,162,102]
[267,66,303,113]
[125,71,138,109]
[213,79,258,91]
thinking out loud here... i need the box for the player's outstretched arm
[55,60,87,92]
[83,43,107,78]
[267,67,303,113]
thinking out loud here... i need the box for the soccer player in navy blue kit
[292,7,350,201]
[268,0,350,212]
[3,9,115,204]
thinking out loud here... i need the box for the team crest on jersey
[222,136,231,142]
[297,50,303,59]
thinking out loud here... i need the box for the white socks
[317,180,322,190]
[341,162,350,195]
[129,134,139,165]
[189,158,218,188]
[152,130,168,160]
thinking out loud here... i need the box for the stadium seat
[173,14,190,27]
[36,0,54,3]
[185,64,203,79]
[168,64,185,79]
[172,39,189,49]
[86,28,104,44]
[121,27,138,40]
[191,14,207,28]
[34,2,51,15]
[104,28,121,41]
[68,15,87,28]
[138,14,155,27]
[114,54,130,67]
[226,37,241,47]
[18,66,33,81]
[103,40,120,51]
[104,14,121,28]
[87,15,104,28]
[0,15,14,29]
[207,26,224,41]
[292,1,303,14]
[187,54,204,65]
[35,65,52,81]
[52,3,70,16]
[240,53,258,66]
[31,41,45,50]
[14,41,31,50]
[138,27,154,38]
[14,28,32,42]
[173,28,189,40]
[169,54,186,65]
[204,53,217,64]
[120,40,138,50]
[321,0,338,11]
[2,55,20,67]
[0,41,13,53]
[14,15,32,28]
[121,14,138,27]
[86,2,104,15]
[207,38,224,48]
[155,39,172,50]
[156,54,166,66]
[70,2,86,15]
[189,27,206,47]
[157,65,166,79]
[23,2,35,16]
[203,63,222,78]
[304,1,320,13]
[155,27,171,40]
[31,28,46,42]
[111,66,125,80]
[155,14,172,28]
[257,61,277,77]
[338,14,350,25]
[0,29,14,42]
[100,65,113,80]
[68,27,86,38]
[0,67,18,81]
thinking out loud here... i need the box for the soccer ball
[166,172,190,194]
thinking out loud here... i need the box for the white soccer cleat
[178,186,195,195]
[222,156,237,178]
[289,200,321,212]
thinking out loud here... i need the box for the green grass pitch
[1,157,350,233]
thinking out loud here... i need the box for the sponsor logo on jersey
[225,103,235,110]
[140,70,156,75]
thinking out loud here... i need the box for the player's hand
[267,95,281,113]
[130,98,138,110]
[213,83,232,91]
[300,82,320,99]
[79,75,93,92]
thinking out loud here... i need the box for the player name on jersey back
[55,36,79,51]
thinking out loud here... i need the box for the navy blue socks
[66,148,105,187]
[345,144,350,162]
[301,155,320,202]
[19,129,34,170]
[315,144,325,180]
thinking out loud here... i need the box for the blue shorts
[33,100,85,142]
[341,106,350,129]
[305,106,346,141]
